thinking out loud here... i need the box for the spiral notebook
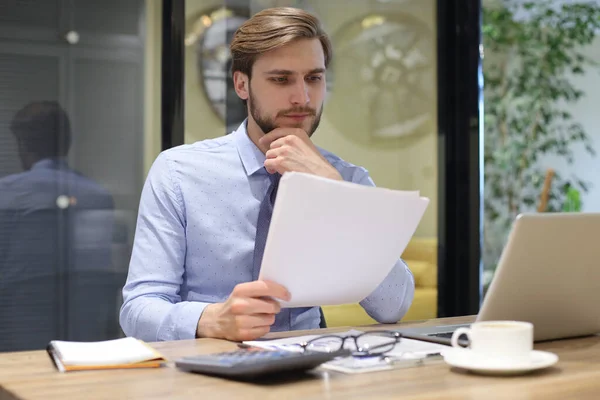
[47,337,167,372]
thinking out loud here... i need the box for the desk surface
[1,316,600,400]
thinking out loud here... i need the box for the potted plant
[482,0,600,282]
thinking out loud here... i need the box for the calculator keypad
[190,350,301,367]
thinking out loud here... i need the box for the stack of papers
[259,172,429,307]
[47,337,167,372]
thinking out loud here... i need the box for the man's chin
[276,121,312,132]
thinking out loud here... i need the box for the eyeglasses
[296,331,402,357]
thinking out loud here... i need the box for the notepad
[47,337,167,372]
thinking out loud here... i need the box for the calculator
[175,347,351,379]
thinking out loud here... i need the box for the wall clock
[326,12,434,149]
[186,7,249,132]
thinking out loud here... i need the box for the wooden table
[1,316,600,399]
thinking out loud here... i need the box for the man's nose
[289,82,310,105]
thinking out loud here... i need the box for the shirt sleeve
[119,153,209,341]
[344,165,416,323]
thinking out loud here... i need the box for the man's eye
[271,77,288,83]
[308,75,323,82]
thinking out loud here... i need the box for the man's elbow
[119,298,155,341]
[372,288,415,324]
[361,276,416,324]
[119,300,136,338]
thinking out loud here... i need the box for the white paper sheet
[258,172,429,307]
[244,330,447,358]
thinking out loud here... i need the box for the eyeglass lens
[306,332,398,355]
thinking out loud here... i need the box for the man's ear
[233,71,249,101]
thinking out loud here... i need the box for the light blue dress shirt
[0,158,115,279]
[120,122,415,342]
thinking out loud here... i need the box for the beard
[248,88,323,137]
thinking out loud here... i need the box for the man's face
[238,38,327,136]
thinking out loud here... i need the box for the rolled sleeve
[360,259,415,323]
[119,153,204,341]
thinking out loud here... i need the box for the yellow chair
[321,238,438,327]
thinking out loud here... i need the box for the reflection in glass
[328,11,434,149]
[0,102,119,351]
[188,7,249,132]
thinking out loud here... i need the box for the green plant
[562,185,582,212]
[482,0,600,271]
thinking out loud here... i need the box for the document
[243,330,447,374]
[258,172,429,307]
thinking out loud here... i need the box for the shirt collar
[233,119,267,176]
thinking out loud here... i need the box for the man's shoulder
[0,173,26,207]
[154,134,239,180]
[161,134,236,161]
[0,171,26,188]
[69,172,114,203]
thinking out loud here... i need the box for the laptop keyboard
[428,332,454,339]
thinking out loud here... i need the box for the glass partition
[0,0,148,351]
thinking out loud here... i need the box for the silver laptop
[398,212,600,344]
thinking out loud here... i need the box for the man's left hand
[259,128,342,180]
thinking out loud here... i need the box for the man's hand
[259,128,343,180]
[196,280,291,341]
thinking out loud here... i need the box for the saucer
[442,348,559,376]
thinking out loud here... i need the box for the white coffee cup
[451,321,534,364]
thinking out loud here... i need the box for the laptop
[397,212,600,345]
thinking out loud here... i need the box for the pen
[237,343,269,351]
[381,352,443,367]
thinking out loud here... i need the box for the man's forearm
[359,259,415,324]
[120,295,209,342]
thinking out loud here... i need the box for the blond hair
[230,7,332,78]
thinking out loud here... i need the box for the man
[0,101,115,350]
[120,7,415,342]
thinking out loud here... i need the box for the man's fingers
[265,147,284,159]
[232,280,291,301]
[266,135,300,150]
[234,314,276,330]
[259,129,291,148]
[233,326,271,342]
[230,297,281,315]
[264,158,287,175]
[259,128,307,149]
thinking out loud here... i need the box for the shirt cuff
[158,301,210,341]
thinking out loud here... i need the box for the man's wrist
[196,303,222,338]
[325,166,343,181]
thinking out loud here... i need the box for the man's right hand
[196,280,291,341]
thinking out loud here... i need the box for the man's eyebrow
[263,68,326,75]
